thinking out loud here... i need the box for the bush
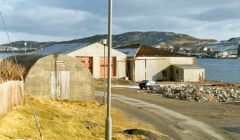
[0,59,25,83]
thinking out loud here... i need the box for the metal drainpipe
[103,44,106,104]
[145,59,147,80]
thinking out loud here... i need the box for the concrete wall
[169,57,195,65]
[67,43,127,79]
[184,69,205,82]
[131,57,194,82]
[172,65,205,82]
[24,54,95,101]
[171,66,185,82]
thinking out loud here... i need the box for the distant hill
[60,31,217,49]
[0,31,221,50]
[203,37,240,52]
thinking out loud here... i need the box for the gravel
[150,85,240,102]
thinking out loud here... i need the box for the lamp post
[24,42,27,54]
[105,0,112,139]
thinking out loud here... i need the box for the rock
[122,129,162,140]
[82,121,98,129]
[151,84,240,103]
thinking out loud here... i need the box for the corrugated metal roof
[34,43,90,55]
[117,44,188,57]
[116,48,138,57]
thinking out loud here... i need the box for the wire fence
[0,80,24,116]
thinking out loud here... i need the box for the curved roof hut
[8,54,95,101]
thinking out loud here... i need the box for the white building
[117,44,205,82]
[35,42,127,79]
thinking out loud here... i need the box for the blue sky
[0,0,240,44]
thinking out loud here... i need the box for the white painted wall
[169,57,195,65]
[131,57,195,82]
[67,42,127,79]
[134,59,145,82]
[184,69,205,82]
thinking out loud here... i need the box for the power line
[0,9,44,140]
[0,10,19,69]
[29,98,44,140]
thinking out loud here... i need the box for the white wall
[184,69,205,82]
[169,57,195,65]
[134,59,145,82]
[132,57,195,82]
[67,43,127,79]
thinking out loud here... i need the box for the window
[176,69,180,74]
[162,71,167,77]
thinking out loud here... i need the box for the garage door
[100,57,116,78]
[76,56,93,74]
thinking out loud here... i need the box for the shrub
[0,59,25,83]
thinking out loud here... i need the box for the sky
[0,0,240,44]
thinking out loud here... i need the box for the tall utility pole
[105,0,112,139]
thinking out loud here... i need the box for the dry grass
[0,59,25,83]
[0,97,161,140]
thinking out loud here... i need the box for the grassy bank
[0,97,161,140]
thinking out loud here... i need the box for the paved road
[96,88,240,140]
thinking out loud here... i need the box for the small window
[176,69,180,74]
[162,71,167,77]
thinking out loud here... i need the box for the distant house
[34,42,127,79]
[8,54,95,101]
[172,65,205,82]
[117,44,205,82]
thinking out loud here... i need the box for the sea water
[197,59,240,83]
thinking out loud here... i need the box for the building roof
[33,43,90,55]
[117,44,187,57]
[173,64,204,69]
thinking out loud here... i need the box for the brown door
[76,56,93,74]
[100,57,116,78]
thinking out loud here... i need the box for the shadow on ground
[222,127,240,133]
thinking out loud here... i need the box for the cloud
[0,31,71,43]
[0,2,107,41]
[187,5,240,22]
[0,0,240,44]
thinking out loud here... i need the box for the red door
[100,57,116,78]
[76,56,93,74]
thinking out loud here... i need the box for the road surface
[96,87,240,140]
